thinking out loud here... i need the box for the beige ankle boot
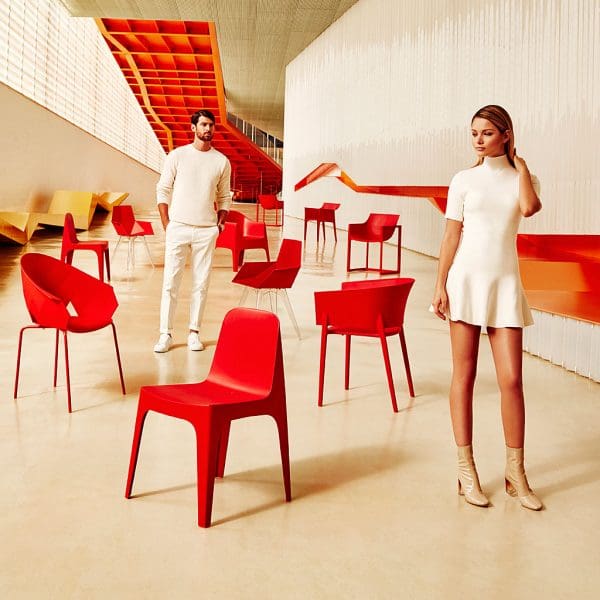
[505,446,543,511]
[457,445,489,507]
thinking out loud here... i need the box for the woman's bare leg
[487,326,525,448]
[449,321,481,446]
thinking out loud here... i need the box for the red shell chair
[61,212,111,281]
[346,213,401,274]
[215,209,270,271]
[14,253,126,413]
[257,194,284,227]
[314,277,415,412]
[232,239,302,339]
[304,202,341,242]
[125,308,291,528]
[111,205,154,269]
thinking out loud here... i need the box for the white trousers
[159,221,219,334]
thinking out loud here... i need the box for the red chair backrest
[21,253,118,330]
[112,205,136,235]
[62,212,79,246]
[275,239,302,271]
[315,277,414,333]
[321,203,340,211]
[207,308,282,396]
[258,194,282,209]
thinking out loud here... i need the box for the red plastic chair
[14,253,126,413]
[304,202,341,242]
[125,308,291,528]
[256,194,284,226]
[111,205,154,269]
[61,212,111,281]
[216,210,270,271]
[346,213,401,274]
[314,277,415,412]
[232,239,302,339]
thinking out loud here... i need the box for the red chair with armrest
[61,212,111,281]
[216,210,270,271]
[14,253,126,413]
[314,277,415,412]
[304,202,341,242]
[346,213,401,274]
[111,205,154,268]
[232,239,302,339]
[125,307,291,527]
[257,194,284,227]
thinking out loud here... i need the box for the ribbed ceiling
[57,0,359,139]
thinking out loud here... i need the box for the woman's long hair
[471,105,515,168]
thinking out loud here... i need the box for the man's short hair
[191,109,216,125]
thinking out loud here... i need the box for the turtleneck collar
[482,154,511,170]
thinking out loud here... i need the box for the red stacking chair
[61,212,111,281]
[257,194,284,226]
[232,239,302,339]
[314,277,415,412]
[346,213,401,274]
[125,308,291,528]
[216,209,270,271]
[111,205,154,269]
[304,202,341,242]
[14,253,126,413]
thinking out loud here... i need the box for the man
[153,109,231,353]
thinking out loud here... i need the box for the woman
[431,105,543,510]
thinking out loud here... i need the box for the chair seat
[68,315,115,333]
[327,325,403,337]
[71,240,109,250]
[140,380,267,408]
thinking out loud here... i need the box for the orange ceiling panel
[97,18,282,199]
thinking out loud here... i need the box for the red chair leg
[110,322,126,395]
[399,328,415,397]
[264,244,270,261]
[333,218,337,242]
[14,325,41,399]
[318,326,329,407]
[194,419,219,528]
[316,220,320,243]
[379,242,384,272]
[63,331,72,413]
[365,241,370,270]
[321,221,326,242]
[105,248,111,281]
[344,335,351,390]
[346,239,352,271]
[125,404,150,498]
[379,333,398,413]
[216,421,231,478]
[273,410,292,502]
[303,220,308,241]
[53,329,59,387]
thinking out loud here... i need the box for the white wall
[0,83,159,213]
[283,0,600,257]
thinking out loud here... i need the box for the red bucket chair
[304,202,341,243]
[314,277,415,412]
[216,210,270,271]
[257,194,284,227]
[232,239,302,339]
[61,212,111,281]
[14,253,126,413]
[346,213,401,274]
[111,205,154,269]
[125,308,291,528]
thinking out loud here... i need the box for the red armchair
[232,239,302,339]
[216,210,270,271]
[304,202,341,242]
[61,212,111,281]
[111,205,154,268]
[257,194,284,226]
[346,213,401,274]
[14,253,126,412]
[314,277,415,412]
[125,307,291,527]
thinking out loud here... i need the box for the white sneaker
[153,333,172,353]
[188,331,205,351]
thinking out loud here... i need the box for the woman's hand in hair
[512,148,530,176]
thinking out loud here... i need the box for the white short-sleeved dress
[445,154,539,328]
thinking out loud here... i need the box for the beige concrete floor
[1,206,599,599]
